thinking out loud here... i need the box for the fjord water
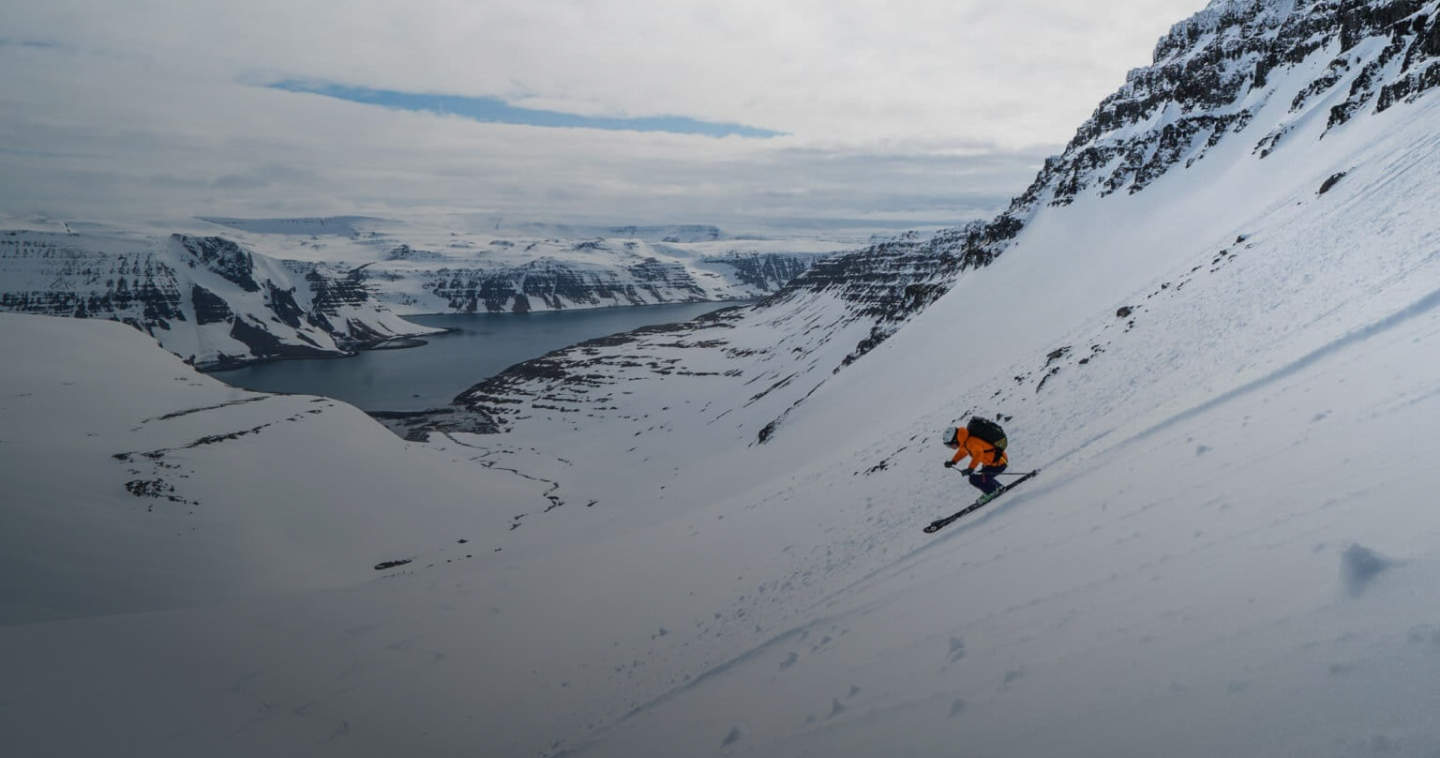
[215,302,745,412]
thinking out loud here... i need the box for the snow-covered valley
[4,1,1440,756]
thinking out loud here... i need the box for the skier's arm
[949,430,973,466]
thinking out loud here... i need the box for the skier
[942,420,1009,502]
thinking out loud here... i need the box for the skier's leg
[970,464,1007,494]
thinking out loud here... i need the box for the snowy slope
[377,30,1440,753]
[4,1,1440,757]
[547,52,1440,758]
[0,313,544,625]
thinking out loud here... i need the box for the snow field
[0,313,539,624]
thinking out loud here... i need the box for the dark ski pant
[970,464,1007,495]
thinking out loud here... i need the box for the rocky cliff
[1030,0,1440,205]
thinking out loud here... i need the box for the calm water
[214,302,746,412]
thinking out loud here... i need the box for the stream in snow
[213,300,748,411]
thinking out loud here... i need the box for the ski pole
[947,468,1030,476]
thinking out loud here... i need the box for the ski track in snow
[1067,282,1440,471]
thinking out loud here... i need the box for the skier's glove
[960,468,975,476]
[943,460,955,469]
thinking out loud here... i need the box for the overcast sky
[0,0,1207,233]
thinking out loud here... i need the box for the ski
[924,469,1040,533]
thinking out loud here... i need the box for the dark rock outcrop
[419,258,711,313]
[703,253,814,293]
[173,235,261,292]
[190,285,232,326]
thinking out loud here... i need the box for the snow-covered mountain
[403,0,1440,443]
[0,219,838,366]
[0,230,439,369]
[364,238,821,315]
[680,0,1440,375]
[201,216,841,315]
[5,1,1440,757]
[208,217,840,318]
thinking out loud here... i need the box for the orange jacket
[950,428,1008,468]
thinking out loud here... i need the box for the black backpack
[966,416,1008,454]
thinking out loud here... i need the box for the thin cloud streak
[268,81,786,138]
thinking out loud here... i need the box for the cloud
[0,0,1207,229]
[0,37,63,50]
[267,81,786,138]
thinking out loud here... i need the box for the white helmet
[942,425,958,445]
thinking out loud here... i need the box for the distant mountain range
[0,221,846,368]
